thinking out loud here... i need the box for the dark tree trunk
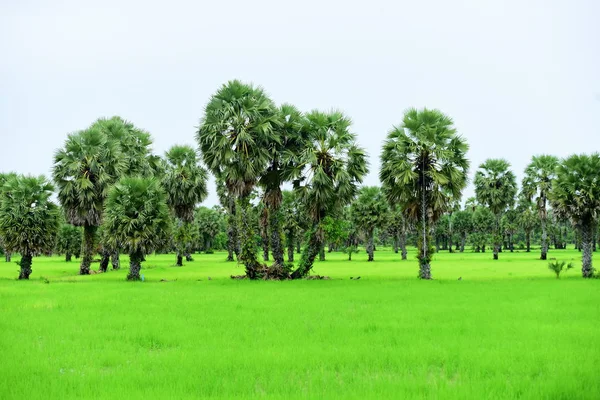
[296,239,302,254]
[239,195,261,279]
[19,252,33,280]
[80,224,97,275]
[460,234,466,252]
[399,225,407,260]
[540,217,548,260]
[185,253,193,262]
[291,225,322,279]
[286,232,295,262]
[526,232,531,252]
[435,237,440,253]
[287,243,294,263]
[262,243,269,262]
[111,251,120,270]
[493,244,499,260]
[128,249,144,281]
[226,199,238,262]
[65,253,72,262]
[581,222,594,278]
[418,183,432,279]
[509,234,514,252]
[5,252,11,262]
[366,230,374,262]
[448,233,453,253]
[482,244,486,253]
[99,250,110,272]
[393,234,399,254]
[268,202,284,266]
[176,253,183,267]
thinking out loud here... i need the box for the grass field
[1,248,599,399]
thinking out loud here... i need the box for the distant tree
[53,127,124,275]
[162,145,208,266]
[56,223,82,262]
[522,155,559,260]
[380,108,469,279]
[0,175,59,279]
[351,186,389,261]
[290,110,368,278]
[196,206,224,252]
[103,177,171,281]
[471,206,495,252]
[197,80,279,279]
[474,159,517,260]
[517,202,538,252]
[386,205,408,259]
[453,209,472,252]
[281,190,301,262]
[216,180,239,261]
[550,154,600,278]
[501,209,519,252]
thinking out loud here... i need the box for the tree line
[0,80,598,280]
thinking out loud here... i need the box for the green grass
[1,248,599,399]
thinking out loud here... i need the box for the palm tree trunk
[268,204,284,265]
[5,252,11,262]
[581,222,594,278]
[418,184,432,279]
[99,249,110,272]
[291,225,322,279]
[176,253,183,267]
[80,224,97,275]
[111,251,120,270]
[19,252,33,280]
[460,234,466,252]
[286,233,295,262]
[367,230,374,262]
[393,234,399,254]
[319,245,326,261]
[238,195,261,279]
[65,253,72,262]
[493,217,500,260]
[226,199,237,262]
[296,238,302,254]
[127,249,144,281]
[540,217,548,260]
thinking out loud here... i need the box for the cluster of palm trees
[0,79,599,281]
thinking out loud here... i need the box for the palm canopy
[53,126,124,226]
[522,155,559,215]
[103,177,171,256]
[474,158,517,216]
[550,154,600,225]
[380,108,469,223]
[196,80,280,197]
[351,186,389,232]
[163,145,208,222]
[292,110,368,224]
[93,116,155,177]
[0,175,59,256]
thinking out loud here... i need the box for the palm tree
[521,155,559,260]
[290,110,368,278]
[550,153,600,278]
[474,159,517,260]
[453,209,472,252]
[53,127,124,275]
[216,179,239,261]
[518,205,538,252]
[197,80,279,279]
[0,175,59,279]
[103,177,171,280]
[281,190,300,262]
[162,145,208,266]
[258,104,306,266]
[56,223,82,262]
[196,206,225,252]
[380,108,469,279]
[351,186,389,261]
[386,205,408,259]
[0,172,18,261]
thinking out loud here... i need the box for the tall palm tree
[103,177,171,280]
[550,153,600,278]
[521,155,559,260]
[351,186,389,261]
[380,108,469,279]
[258,104,306,266]
[53,127,124,274]
[197,80,279,279]
[291,110,368,278]
[163,145,208,266]
[474,159,517,260]
[0,175,59,279]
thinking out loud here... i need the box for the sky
[1,0,598,206]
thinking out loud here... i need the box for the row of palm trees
[0,79,598,280]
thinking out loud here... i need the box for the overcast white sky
[1,0,598,206]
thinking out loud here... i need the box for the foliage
[547,260,573,279]
[0,175,60,279]
[56,223,82,260]
[196,206,225,252]
[380,108,469,278]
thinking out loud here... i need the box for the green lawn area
[1,248,599,399]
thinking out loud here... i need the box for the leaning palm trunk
[19,252,33,280]
[366,229,375,261]
[128,249,144,281]
[581,222,594,278]
[80,224,97,275]
[291,225,322,279]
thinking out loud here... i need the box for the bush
[548,260,573,279]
